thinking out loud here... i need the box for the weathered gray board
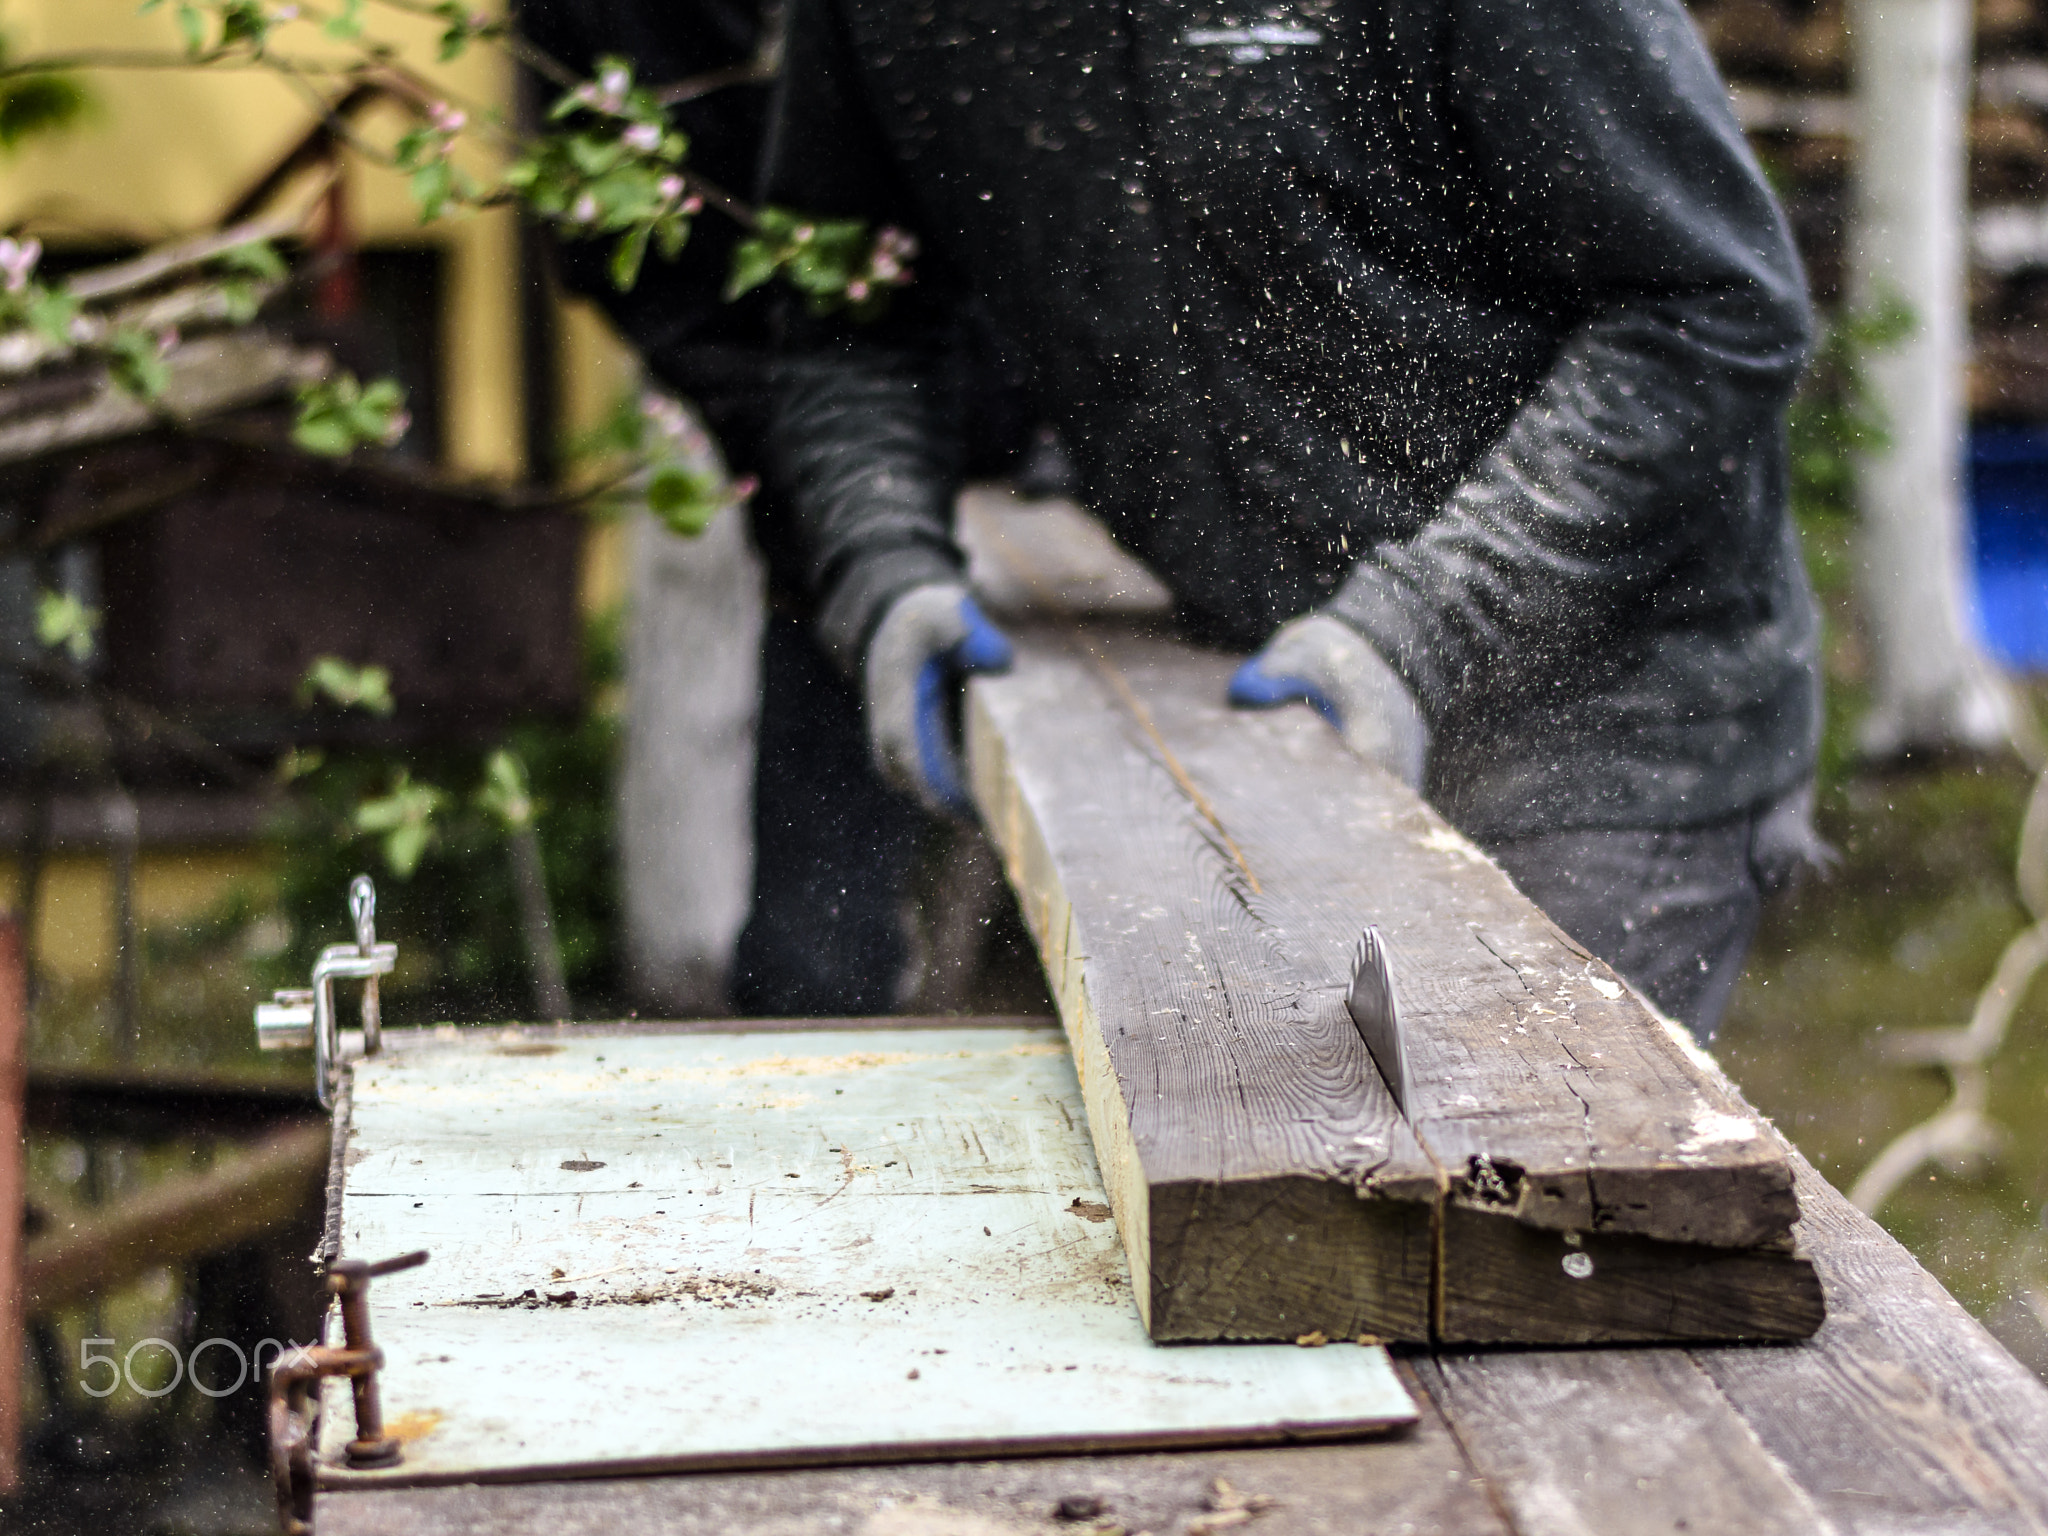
[317,1024,1413,1488]
[966,626,1822,1344]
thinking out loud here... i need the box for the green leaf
[298,655,395,715]
[104,326,170,401]
[22,286,77,349]
[35,589,98,663]
[215,238,286,281]
[291,416,354,456]
[0,75,90,152]
[475,749,536,831]
[175,3,205,54]
[409,159,454,223]
[645,464,722,537]
[723,237,782,302]
[352,772,445,880]
[324,0,364,40]
[608,225,650,291]
[293,372,410,456]
[218,278,260,323]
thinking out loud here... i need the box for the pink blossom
[595,66,630,113]
[156,327,180,355]
[0,236,42,294]
[845,279,870,302]
[273,3,300,19]
[870,252,901,282]
[571,192,600,225]
[657,174,685,203]
[728,473,760,503]
[681,194,703,216]
[429,101,466,135]
[622,122,661,154]
[792,225,815,244]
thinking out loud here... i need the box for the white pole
[618,470,764,1017]
[1848,0,2020,757]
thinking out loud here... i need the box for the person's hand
[1227,613,1429,789]
[864,583,1014,815]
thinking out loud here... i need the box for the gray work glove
[1227,613,1430,789]
[864,582,1014,816]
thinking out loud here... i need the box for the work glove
[864,583,1014,816]
[1227,613,1429,789]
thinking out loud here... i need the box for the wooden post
[0,914,27,1493]
[1849,0,2020,756]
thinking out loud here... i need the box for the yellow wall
[0,851,267,982]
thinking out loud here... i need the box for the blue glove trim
[913,654,970,815]
[1227,656,1342,729]
[952,596,1015,673]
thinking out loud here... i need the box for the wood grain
[1691,1156,2048,1533]
[1087,629,1799,1251]
[1416,1348,1828,1536]
[966,639,1435,1340]
[967,626,1819,1343]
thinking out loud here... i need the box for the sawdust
[1066,1198,1113,1223]
[452,1272,778,1309]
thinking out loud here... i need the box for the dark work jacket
[763,0,1822,840]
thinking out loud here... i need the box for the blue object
[1227,654,1342,728]
[1970,428,2048,670]
[912,597,1014,815]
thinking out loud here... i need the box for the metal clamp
[269,1248,429,1536]
[256,875,397,1109]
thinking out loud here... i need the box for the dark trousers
[1483,787,1817,1043]
[731,613,923,1016]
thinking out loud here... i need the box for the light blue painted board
[319,1025,1414,1485]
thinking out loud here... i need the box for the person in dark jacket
[762,0,1826,1040]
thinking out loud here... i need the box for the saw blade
[1345,925,1412,1114]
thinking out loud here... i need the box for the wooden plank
[957,485,1174,621]
[322,1026,1413,1488]
[22,1120,329,1314]
[1415,1349,1829,1536]
[321,1367,1506,1536]
[964,639,1438,1342]
[965,626,1820,1343]
[1691,1157,2048,1534]
[1408,1154,2048,1534]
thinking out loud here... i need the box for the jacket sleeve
[1324,0,1814,716]
[760,0,968,675]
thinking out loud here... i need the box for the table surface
[317,1018,2048,1536]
